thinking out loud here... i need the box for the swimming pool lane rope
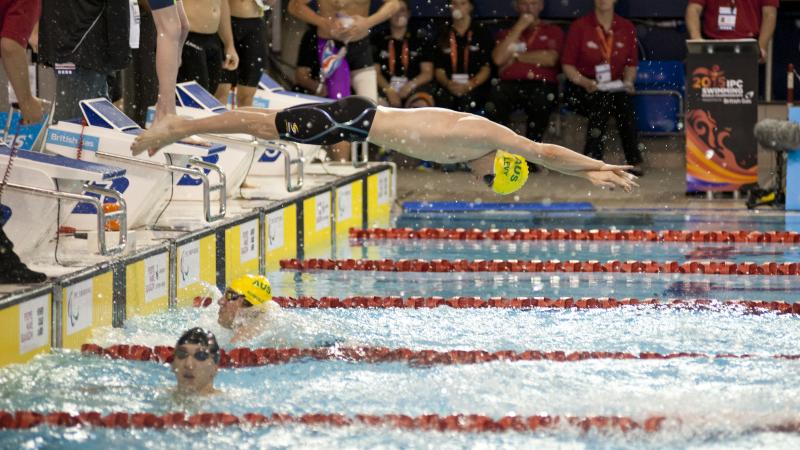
[7,410,800,435]
[80,343,800,368]
[0,410,677,433]
[350,227,800,244]
[281,258,800,276]
[253,295,799,314]
[195,294,800,314]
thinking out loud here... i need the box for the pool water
[1,210,799,449]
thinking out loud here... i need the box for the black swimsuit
[275,96,377,146]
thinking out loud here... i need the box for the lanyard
[524,26,541,50]
[450,30,473,73]
[595,26,614,63]
[388,38,409,76]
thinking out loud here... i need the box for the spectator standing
[178,0,239,95]
[1,0,41,124]
[686,0,777,62]
[434,0,492,114]
[0,0,45,284]
[372,0,434,107]
[492,0,563,144]
[287,0,401,101]
[216,0,274,107]
[294,28,323,95]
[39,0,132,121]
[561,0,643,175]
[293,27,350,161]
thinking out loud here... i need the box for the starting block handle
[82,184,128,255]
[188,157,227,221]
[261,140,305,192]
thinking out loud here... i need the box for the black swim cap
[175,327,220,362]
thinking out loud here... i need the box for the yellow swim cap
[491,150,529,195]
[229,274,272,307]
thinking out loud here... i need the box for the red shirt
[496,23,564,83]
[689,0,779,39]
[0,0,40,52]
[562,13,638,81]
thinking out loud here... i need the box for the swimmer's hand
[579,166,639,192]
[131,115,184,156]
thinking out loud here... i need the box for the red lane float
[349,227,800,244]
[80,343,800,368]
[267,295,800,314]
[4,410,800,435]
[280,258,800,276]
[0,410,681,433]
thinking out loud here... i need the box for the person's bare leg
[235,86,257,108]
[152,5,188,123]
[131,109,279,155]
[215,83,232,106]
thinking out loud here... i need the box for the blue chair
[634,60,685,134]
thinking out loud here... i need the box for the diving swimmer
[131,96,639,195]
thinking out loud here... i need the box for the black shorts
[178,32,223,94]
[275,96,377,145]
[341,36,372,71]
[221,17,267,87]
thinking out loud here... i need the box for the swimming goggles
[174,348,213,362]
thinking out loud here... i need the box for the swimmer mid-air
[131,96,638,194]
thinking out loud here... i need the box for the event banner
[686,40,758,192]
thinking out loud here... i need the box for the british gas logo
[46,130,100,151]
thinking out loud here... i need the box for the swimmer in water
[217,274,280,344]
[171,327,221,396]
[131,96,638,195]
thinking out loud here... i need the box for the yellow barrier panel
[175,234,217,307]
[0,293,51,366]
[303,192,333,259]
[367,170,392,228]
[225,218,261,284]
[266,204,297,272]
[62,271,114,350]
[335,180,364,237]
[125,251,170,319]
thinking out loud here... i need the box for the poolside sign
[65,279,93,336]
[685,39,759,192]
[18,295,48,355]
[267,210,285,251]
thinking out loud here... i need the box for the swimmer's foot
[131,114,185,156]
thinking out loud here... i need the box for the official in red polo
[562,0,642,175]
[686,0,778,61]
[491,0,563,145]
